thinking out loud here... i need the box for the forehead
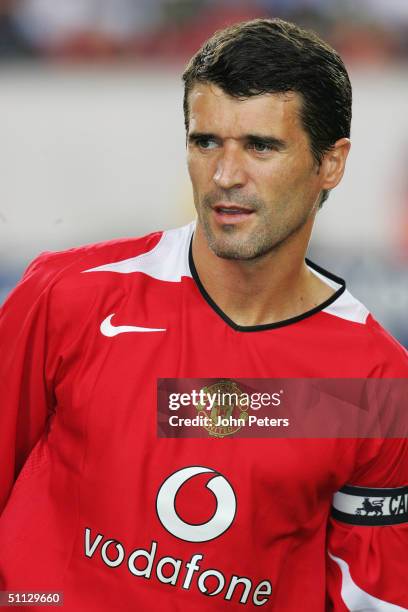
[187,83,305,139]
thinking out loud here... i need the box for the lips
[212,202,254,225]
[213,203,254,214]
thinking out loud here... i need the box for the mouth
[212,202,255,224]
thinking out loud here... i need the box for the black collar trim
[188,238,346,332]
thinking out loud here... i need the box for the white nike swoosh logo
[100,314,166,337]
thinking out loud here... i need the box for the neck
[191,222,335,327]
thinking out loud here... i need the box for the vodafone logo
[156,466,236,542]
[85,465,273,605]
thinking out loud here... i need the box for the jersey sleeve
[0,254,58,514]
[326,437,408,611]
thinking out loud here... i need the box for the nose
[213,143,247,190]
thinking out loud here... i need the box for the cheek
[187,154,213,190]
[186,151,194,179]
[253,163,292,195]
[254,159,317,197]
[186,158,205,204]
[187,151,200,181]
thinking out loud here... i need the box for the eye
[249,141,273,153]
[196,137,218,150]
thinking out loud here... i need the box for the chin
[200,215,273,260]
[208,237,271,261]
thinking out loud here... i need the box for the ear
[320,138,351,190]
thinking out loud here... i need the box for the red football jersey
[0,222,407,611]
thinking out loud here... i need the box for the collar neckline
[188,237,346,332]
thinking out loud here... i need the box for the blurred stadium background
[0,0,407,346]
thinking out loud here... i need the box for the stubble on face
[196,186,318,261]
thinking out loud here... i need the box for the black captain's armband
[331,485,408,526]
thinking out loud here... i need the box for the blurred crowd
[1,0,408,64]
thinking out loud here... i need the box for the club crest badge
[195,379,249,438]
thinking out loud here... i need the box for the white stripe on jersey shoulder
[309,266,369,324]
[323,290,369,324]
[83,222,194,282]
[328,552,406,611]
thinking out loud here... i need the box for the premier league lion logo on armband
[355,498,385,516]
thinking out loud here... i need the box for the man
[0,18,407,611]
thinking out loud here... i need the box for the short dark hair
[182,18,352,205]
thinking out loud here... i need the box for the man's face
[186,83,323,260]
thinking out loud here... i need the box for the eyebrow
[246,134,287,150]
[188,132,287,150]
[188,132,216,142]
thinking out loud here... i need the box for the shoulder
[10,222,196,297]
[1,230,164,321]
[364,313,408,376]
[307,259,408,376]
[1,223,195,329]
[322,287,408,376]
[22,231,164,287]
